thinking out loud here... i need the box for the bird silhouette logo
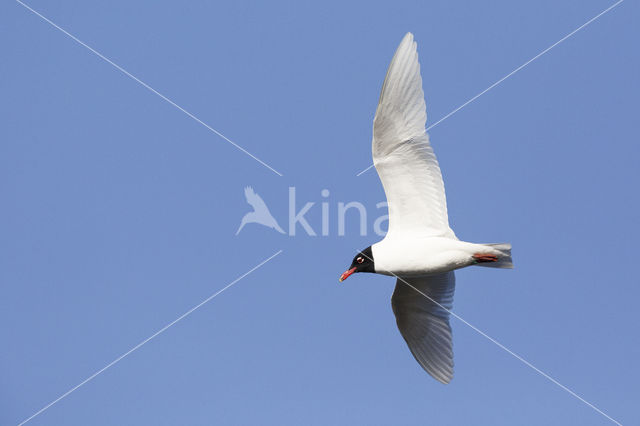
[236,186,285,235]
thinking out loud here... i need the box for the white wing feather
[373,33,455,238]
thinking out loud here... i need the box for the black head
[339,246,375,282]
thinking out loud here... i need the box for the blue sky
[2,0,638,424]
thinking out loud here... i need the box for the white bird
[339,33,513,384]
[236,186,285,235]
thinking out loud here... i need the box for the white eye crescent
[356,257,364,264]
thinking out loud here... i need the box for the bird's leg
[472,253,499,263]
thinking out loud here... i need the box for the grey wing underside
[391,271,455,384]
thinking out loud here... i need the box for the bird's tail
[474,243,513,268]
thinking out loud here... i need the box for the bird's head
[339,246,375,282]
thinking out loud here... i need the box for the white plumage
[340,33,513,384]
[373,33,454,240]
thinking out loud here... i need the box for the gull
[339,33,513,384]
[236,186,285,235]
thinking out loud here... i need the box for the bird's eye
[356,257,364,264]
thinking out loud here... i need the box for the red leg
[473,253,498,263]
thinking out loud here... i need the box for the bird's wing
[244,186,269,213]
[373,33,455,239]
[391,271,455,384]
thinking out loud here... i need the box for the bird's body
[372,237,510,277]
[340,33,513,384]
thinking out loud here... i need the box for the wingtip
[436,371,453,384]
[426,366,453,385]
[397,32,419,59]
[400,32,414,46]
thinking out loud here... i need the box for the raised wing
[373,33,455,238]
[244,186,269,213]
[391,272,455,384]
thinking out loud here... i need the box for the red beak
[339,267,357,282]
